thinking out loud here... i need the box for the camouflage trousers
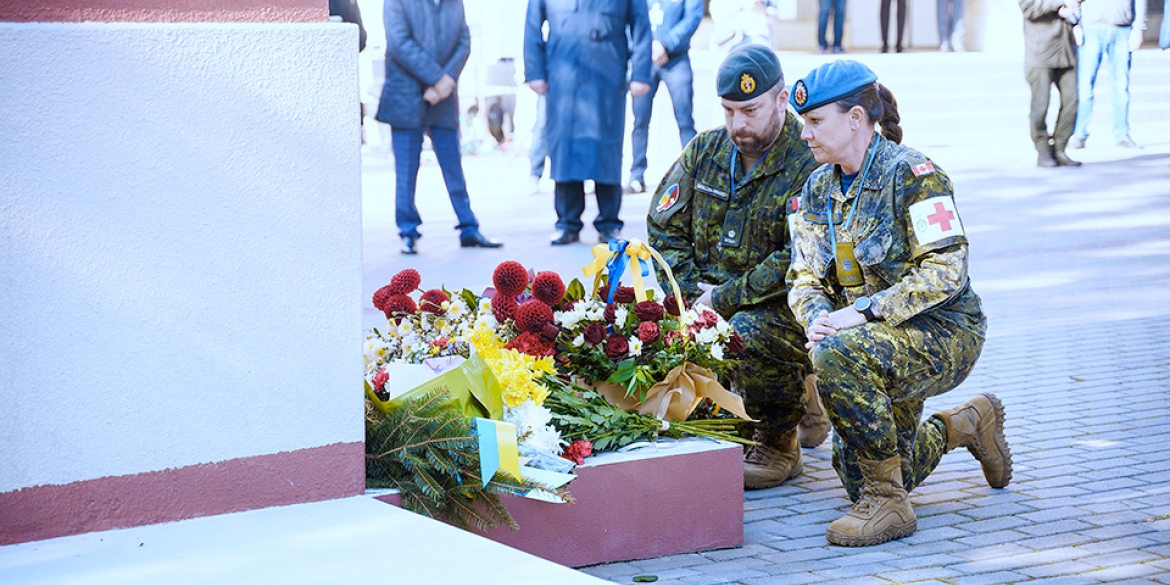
[728,305,811,434]
[809,313,984,502]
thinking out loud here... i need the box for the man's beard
[730,110,783,157]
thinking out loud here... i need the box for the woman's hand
[804,307,868,349]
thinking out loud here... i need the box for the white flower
[678,309,698,327]
[716,320,730,335]
[614,306,629,324]
[628,336,643,357]
[524,425,565,455]
[572,333,585,348]
[555,302,588,328]
[584,300,606,321]
[694,327,720,345]
[711,343,725,361]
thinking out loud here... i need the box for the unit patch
[655,183,680,212]
[911,161,935,177]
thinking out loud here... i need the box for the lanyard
[827,133,881,263]
[729,145,771,198]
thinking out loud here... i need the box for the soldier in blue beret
[787,60,1011,546]
[648,44,830,490]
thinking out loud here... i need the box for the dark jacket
[524,0,652,184]
[1019,0,1078,69]
[375,0,470,129]
[650,0,705,60]
[329,0,366,52]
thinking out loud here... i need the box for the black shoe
[1054,151,1082,167]
[550,230,580,246]
[460,231,503,248]
[401,236,418,255]
[1036,150,1059,168]
[598,229,622,244]
[881,44,889,53]
[895,44,903,53]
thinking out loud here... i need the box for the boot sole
[744,460,803,490]
[974,392,1013,488]
[798,426,829,449]
[825,518,917,547]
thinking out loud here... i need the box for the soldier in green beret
[786,60,1011,546]
[647,44,829,489]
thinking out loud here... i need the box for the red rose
[727,330,746,355]
[665,329,684,346]
[613,286,637,304]
[561,440,594,465]
[663,295,683,316]
[604,334,629,359]
[701,309,720,328]
[504,331,556,357]
[603,303,617,323]
[583,322,606,345]
[633,300,665,322]
[636,321,660,344]
[371,368,389,391]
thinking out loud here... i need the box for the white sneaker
[528,175,542,194]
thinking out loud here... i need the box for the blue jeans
[937,0,964,46]
[391,126,480,239]
[629,56,697,184]
[530,94,548,178]
[818,0,846,50]
[1162,0,1170,49]
[1074,26,1132,142]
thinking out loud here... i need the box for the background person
[647,45,828,490]
[524,0,653,246]
[376,0,503,254]
[626,0,705,195]
[880,0,907,52]
[938,0,965,51]
[1070,0,1147,149]
[1020,0,1083,167]
[819,0,847,53]
[787,60,1011,546]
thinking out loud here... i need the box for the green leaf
[566,278,586,302]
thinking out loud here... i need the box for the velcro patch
[655,183,680,212]
[909,196,965,246]
[911,161,935,177]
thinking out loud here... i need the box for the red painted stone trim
[0,441,364,546]
[0,0,327,23]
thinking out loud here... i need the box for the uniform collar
[829,133,890,202]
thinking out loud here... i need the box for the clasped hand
[804,308,867,349]
[423,74,457,105]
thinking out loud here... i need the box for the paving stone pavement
[364,49,1170,584]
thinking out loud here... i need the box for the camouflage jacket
[646,111,819,317]
[786,136,986,330]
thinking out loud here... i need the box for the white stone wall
[0,22,362,493]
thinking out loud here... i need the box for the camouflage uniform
[787,136,987,501]
[648,112,820,433]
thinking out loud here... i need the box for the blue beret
[790,60,879,114]
[717,44,783,102]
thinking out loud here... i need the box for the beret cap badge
[793,80,808,107]
[740,73,756,94]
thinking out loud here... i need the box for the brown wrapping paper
[594,363,752,422]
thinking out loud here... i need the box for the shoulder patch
[655,183,680,212]
[911,161,935,177]
[909,196,965,246]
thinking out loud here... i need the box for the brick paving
[364,50,1170,584]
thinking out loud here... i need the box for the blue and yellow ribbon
[582,238,684,305]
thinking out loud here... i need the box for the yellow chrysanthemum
[470,323,553,408]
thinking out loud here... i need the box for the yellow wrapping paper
[594,363,752,422]
[365,352,504,420]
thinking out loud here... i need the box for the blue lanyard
[827,134,881,263]
[729,146,770,197]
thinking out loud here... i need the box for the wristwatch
[853,296,879,322]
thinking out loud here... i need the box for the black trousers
[1026,66,1078,153]
[554,181,622,234]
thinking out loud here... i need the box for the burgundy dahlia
[492,261,529,297]
[531,271,566,306]
[387,269,421,295]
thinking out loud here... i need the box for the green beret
[716,44,783,102]
[790,60,879,114]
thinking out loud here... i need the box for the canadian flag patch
[908,196,964,246]
[911,161,935,177]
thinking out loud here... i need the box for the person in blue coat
[626,0,705,195]
[524,0,654,245]
[375,0,502,255]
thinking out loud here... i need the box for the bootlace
[851,479,881,516]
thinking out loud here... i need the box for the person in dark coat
[1019,0,1082,168]
[524,0,654,245]
[375,0,502,255]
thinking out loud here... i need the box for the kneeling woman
[785,61,1011,547]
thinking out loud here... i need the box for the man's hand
[630,81,651,98]
[1129,27,1143,52]
[433,74,457,101]
[652,40,669,66]
[695,283,715,309]
[423,87,441,105]
[528,79,548,95]
[804,307,868,349]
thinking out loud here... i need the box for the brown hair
[835,82,903,144]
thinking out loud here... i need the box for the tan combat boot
[931,393,1012,488]
[743,428,803,489]
[825,455,917,546]
[797,375,830,448]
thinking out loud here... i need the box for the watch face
[854,297,871,311]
